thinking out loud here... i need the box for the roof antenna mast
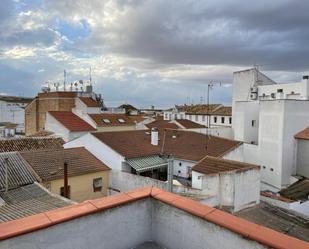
[89,67,92,85]
[63,70,67,91]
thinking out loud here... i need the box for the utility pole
[63,162,69,198]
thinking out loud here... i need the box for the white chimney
[151,128,159,146]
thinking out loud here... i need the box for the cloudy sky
[0,0,308,108]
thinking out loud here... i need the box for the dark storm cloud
[82,0,309,71]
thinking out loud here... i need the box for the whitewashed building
[231,68,309,191]
[0,95,32,134]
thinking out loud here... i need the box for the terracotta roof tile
[49,111,96,132]
[175,119,206,129]
[176,104,221,115]
[89,114,135,127]
[295,127,309,140]
[192,156,260,175]
[92,129,242,161]
[79,97,101,107]
[0,187,307,249]
[0,138,64,153]
[20,147,110,181]
[211,106,232,116]
[145,120,179,130]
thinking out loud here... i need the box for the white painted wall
[233,101,260,144]
[193,168,260,212]
[0,199,268,249]
[45,113,88,142]
[173,159,195,178]
[64,133,125,171]
[296,139,309,178]
[188,127,233,139]
[0,100,27,126]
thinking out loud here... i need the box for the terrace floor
[133,241,167,249]
[234,201,309,242]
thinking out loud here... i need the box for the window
[164,114,168,119]
[214,117,217,123]
[117,118,125,123]
[178,170,181,174]
[195,115,198,121]
[189,115,192,120]
[221,117,225,123]
[277,89,283,93]
[229,117,232,124]
[251,120,256,127]
[202,115,205,121]
[93,177,103,192]
[102,118,111,123]
[179,162,182,166]
[60,186,71,198]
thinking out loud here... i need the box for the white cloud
[2,46,37,59]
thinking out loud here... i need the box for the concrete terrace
[0,187,308,249]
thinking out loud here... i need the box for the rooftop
[0,187,307,249]
[79,97,101,107]
[92,129,242,161]
[89,113,136,127]
[175,119,206,129]
[20,147,110,181]
[145,119,179,130]
[192,156,260,175]
[0,137,64,153]
[48,111,96,132]
[294,127,309,140]
[174,104,232,116]
[0,152,38,191]
[279,178,309,201]
[0,183,72,223]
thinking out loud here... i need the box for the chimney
[151,127,159,146]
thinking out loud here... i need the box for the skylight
[102,119,111,123]
[117,118,125,123]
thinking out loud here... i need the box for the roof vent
[303,75,309,80]
[0,197,5,207]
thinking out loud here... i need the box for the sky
[0,0,309,108]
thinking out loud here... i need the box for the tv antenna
[63,70,67,91]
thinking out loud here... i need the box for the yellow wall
[43,171,109,202]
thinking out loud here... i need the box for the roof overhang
[126,155,168,173]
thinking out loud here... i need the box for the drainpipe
[4,158,8,193]
[167,156,174,192]
[63,162,69,198]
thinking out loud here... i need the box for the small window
[270,168,274,171]
[202,115,205,121]
[229,117,232,124]
[277,89,283,93]
[178,170,181,174]
[251,120,256,127]
[179,162,182,166]
[117,118,125,123]
[214,117,217,123]
[195,115,198,121]
[263,166,266,169]
[221,117,225,123]
[102,118,111,123]
[60,186,71,198]
[189,115,192,120]
[93,177,103,192]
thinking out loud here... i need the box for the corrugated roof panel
[0,183,72,222]
[0,152,38,191]
[126,155,168,173]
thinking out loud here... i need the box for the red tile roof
[212,106,232,116]
[294,127,309,140]
[79,97,100,107]
[92,129,242,161]
[89,114,136,127]
[145,119,179,130]
[49,111,96,132]
[0,138,64,153]
[192,156,260,175]
[0,187,307,249]
[175,119,206,129]
[20,147,110,181]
